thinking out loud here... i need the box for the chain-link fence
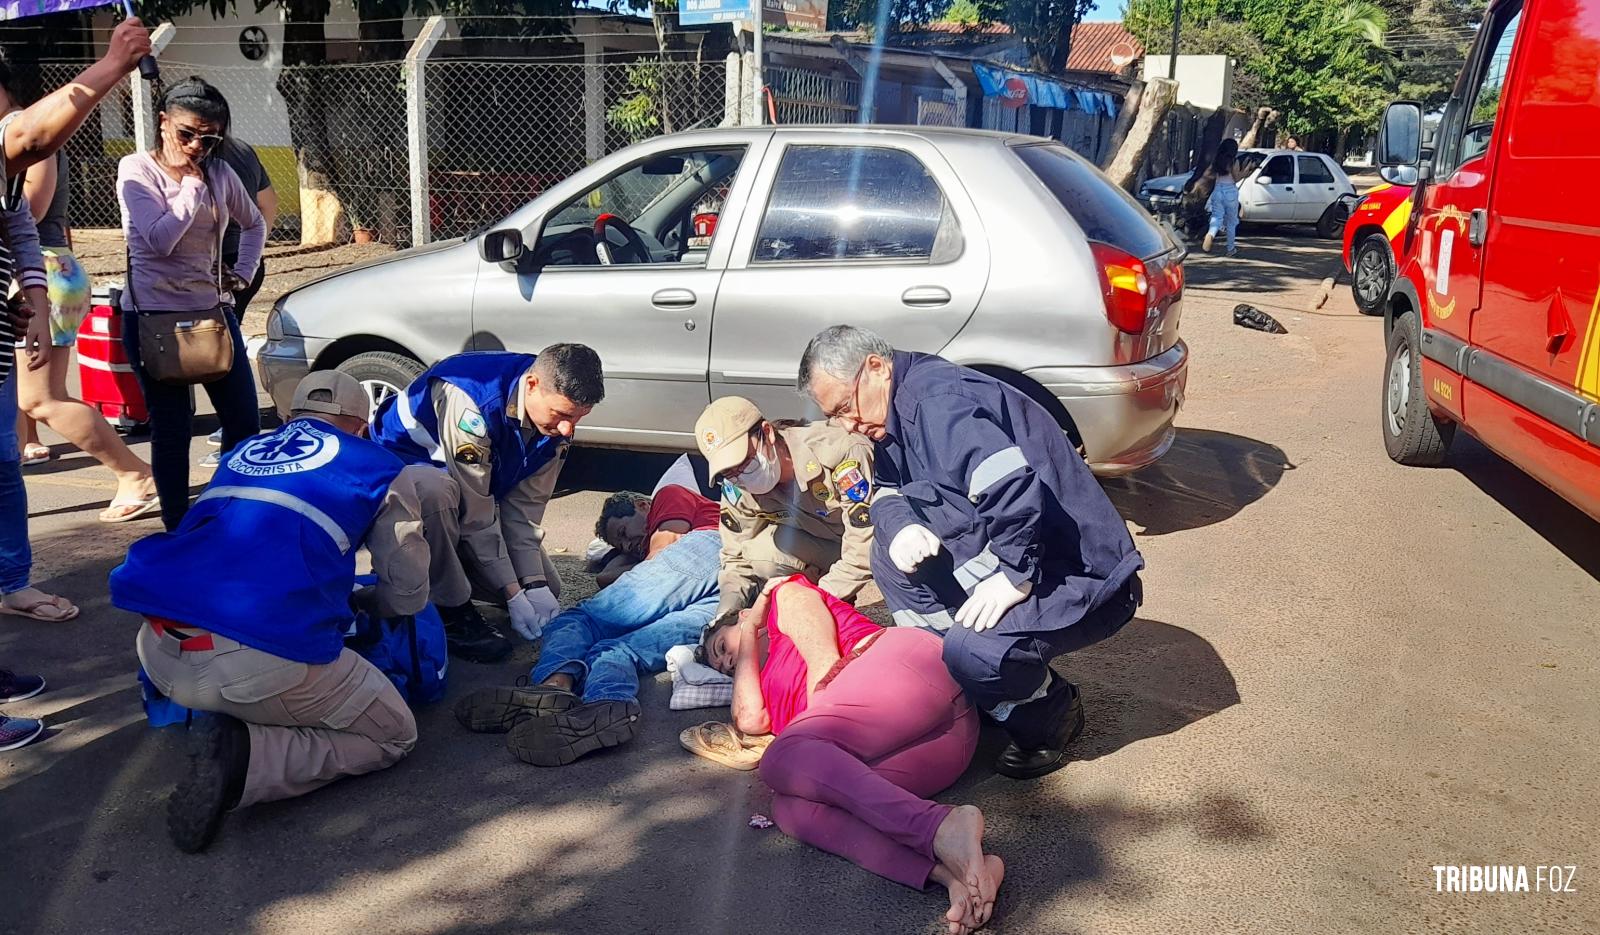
[37,61,135,232]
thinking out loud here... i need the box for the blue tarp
[974,62,1117,117]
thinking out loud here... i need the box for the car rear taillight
[1091,242,1165,334]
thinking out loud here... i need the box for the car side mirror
[480,228,526,272]
[1379,101,1423,168]
[1256,176,1273,186]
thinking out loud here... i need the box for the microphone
[120,0,160,81]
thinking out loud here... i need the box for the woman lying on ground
[702,576,1004,935]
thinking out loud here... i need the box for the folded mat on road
[665,644,733,710]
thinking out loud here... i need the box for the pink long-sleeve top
[116,150,264,313]
[758,577,884,735]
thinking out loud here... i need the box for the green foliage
[606,62,663,145]
[830,0,949,32]
[940,0,983,26]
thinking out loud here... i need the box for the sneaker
[199,451,222,469]
[1202,232,1215,253]
[0,670,46,703]
[167,713,250,854]
[0,714,46,752]
[206,428,223,447]
[454,685,578,733]
[506,699,640,767]
[438,603,514,664]
[1226,248,1239,258]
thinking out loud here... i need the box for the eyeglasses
[173,126,224,149]
[820,359,869,424]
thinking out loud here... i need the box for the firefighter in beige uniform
[694,397,875,628]
[370,347,606,662]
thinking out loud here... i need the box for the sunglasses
[172,126,223,149]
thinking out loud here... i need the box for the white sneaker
[207,429,223,447]
[200,451,222,468]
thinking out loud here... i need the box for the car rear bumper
[256,336,324,418]
[1027,340,1189,475]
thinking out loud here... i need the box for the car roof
[1245,148,1331,158]
[665,124,1038,147]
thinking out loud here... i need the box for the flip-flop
[20,446,52,467]
[679,721,773,771]
[100,494,161,524]
[0,593,80,622]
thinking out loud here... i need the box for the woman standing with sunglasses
[116,76,264,530]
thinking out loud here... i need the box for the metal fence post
[407,16,447,248]
[129,23,176,154]
[584,34,605,161]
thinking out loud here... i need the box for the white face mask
[737,438,781,495]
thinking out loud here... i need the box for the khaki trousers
[137,622,417,808]
[409,465,561,607]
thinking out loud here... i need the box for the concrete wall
[1140,54,1233,110]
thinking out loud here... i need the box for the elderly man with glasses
[797,325,1145,780]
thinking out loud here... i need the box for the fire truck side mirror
[1379,102,1423,169]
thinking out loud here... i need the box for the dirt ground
[4,231,1597,935]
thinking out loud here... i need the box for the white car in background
[1140,148,1359,238]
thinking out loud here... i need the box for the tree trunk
[1239,106,1277,149]
[1334,125,1351,164]
[276,2,340,244]
[1101,80,1144,170]
[1047,11,1076,74]
[1105,77,1177,193]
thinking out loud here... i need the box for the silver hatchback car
[259,126,1188,474]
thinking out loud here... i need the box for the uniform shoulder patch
[454,443,488,465]
[456,409,488,438]
[833,459,870,503]
[720,479,743,505]
[719,507,741,533]
[847,503,871,529]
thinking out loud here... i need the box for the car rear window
[1015,143,1170,259]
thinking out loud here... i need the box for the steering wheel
[593,214,652,266]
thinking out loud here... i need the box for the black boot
[168,713,250,853]
[438,602,513,664]
[994,679,1084,780]
[454,685,578,733]
[506,699,640,767]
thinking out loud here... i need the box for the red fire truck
[1377,0,1600,522]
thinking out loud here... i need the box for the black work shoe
[439,603,514,664]
[506,699,640,767]
[454,685,578,733]
[994,681,1085,780]
[168,714,250,853]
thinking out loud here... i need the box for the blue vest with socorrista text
[369,351,564,499]
[109,418,405,665]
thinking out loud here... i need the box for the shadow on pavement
[1450,435,1600,581]
[1103,428,1295,535]
[1181,232,1340,298]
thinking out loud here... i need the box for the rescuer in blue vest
[113,371,435,853]
[370,345,605,664]
[799,326,1145,780]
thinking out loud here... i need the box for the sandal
[0,591,81,623]
[20,445,52,467]
[100,493,161,524]
[679,721,774,771]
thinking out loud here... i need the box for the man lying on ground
[454,484,721,766]
[590,472,718,588]
[702,576,1003,935]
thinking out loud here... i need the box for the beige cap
[696,396,764,477]
[291,370,370,420]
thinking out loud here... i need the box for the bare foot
[928,864,976,935]
[933,805,987,901]
[975,854,1006,927]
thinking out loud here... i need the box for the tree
[974,0,1097,72]
[941,0,983,26]
[1382,0,1486,111]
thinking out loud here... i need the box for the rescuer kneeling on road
[111,372,433,853]
[798,326,1146,780]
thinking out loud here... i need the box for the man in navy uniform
[798,325,1144,779]
[370,344,605,662]
[113,372,432,852]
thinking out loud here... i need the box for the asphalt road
[3,232,1596,935]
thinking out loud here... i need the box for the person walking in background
[1,53,160,522]
[202,135,276,465]
[116,76,265,531]
[1203,139,1244,257]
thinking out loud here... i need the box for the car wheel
[336,351,425,419]
[1381,313,1455,466]
[1315,202,1347,239]
[1351,234,1393,316]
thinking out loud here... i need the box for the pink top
[759,577,883,735]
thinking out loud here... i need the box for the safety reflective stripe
[892,608,954,631]
[967,446,1028,499]
[196,485,353,554]
[872,486,902,504]
[396,389,445,464]
[989,672,1054,722]
[953,545,1001,593]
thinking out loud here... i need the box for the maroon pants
[759,626,979,889]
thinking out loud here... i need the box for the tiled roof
[910,20,1143,74]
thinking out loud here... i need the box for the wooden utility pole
[1106,77,1178,193]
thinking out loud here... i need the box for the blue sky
[1083,0,1122,22]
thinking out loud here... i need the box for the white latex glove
[955,574,1033,633]
[508,586,560,641]
[888,524,942,574]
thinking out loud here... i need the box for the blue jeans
[1207,181,1240,252]
[122,306,260,531]
[532,529,720,704]
[0,372,31,593]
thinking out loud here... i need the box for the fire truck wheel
[1382,312,1455,466]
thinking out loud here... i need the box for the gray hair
[797,325,894,397]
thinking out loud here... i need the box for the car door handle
[651,288,697,309]
[902,286,952,308]
[1284,186,1294,191]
